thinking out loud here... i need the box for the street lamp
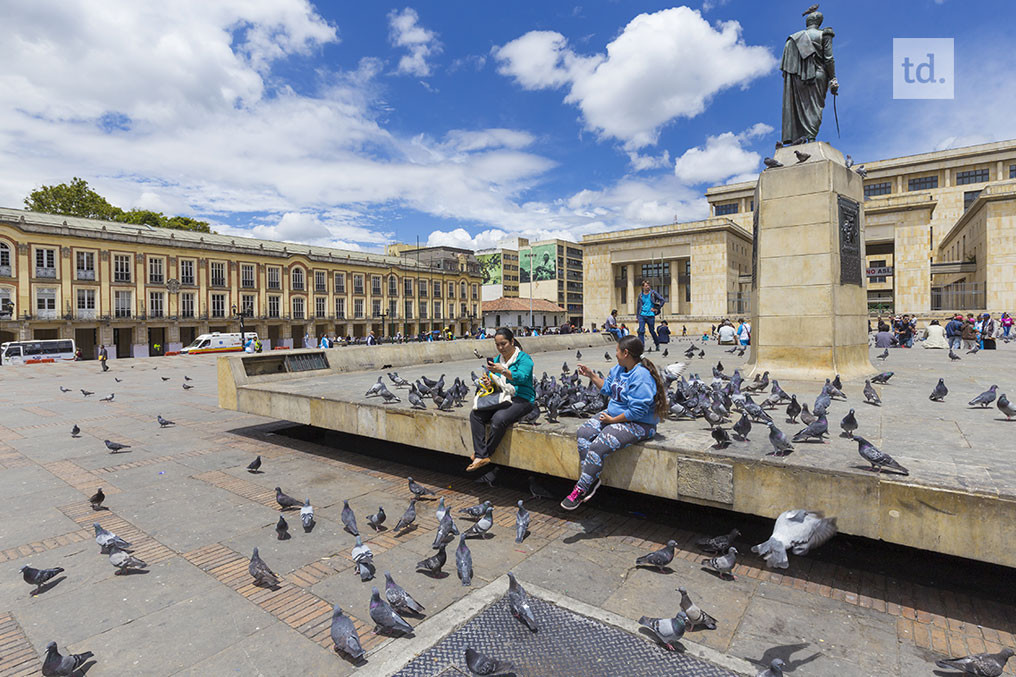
[231,304,251,345]
[378,309,387,341]
[524,250,534,329]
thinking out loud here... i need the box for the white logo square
[893,38,954,100]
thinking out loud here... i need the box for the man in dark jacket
[945,315,963,350]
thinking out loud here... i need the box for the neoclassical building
[0,208,481,358]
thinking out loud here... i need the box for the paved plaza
[1,346,1015,676]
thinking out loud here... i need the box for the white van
[1,339,77,366]
[180,332,258,355]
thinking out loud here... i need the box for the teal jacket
[493,349,535,403]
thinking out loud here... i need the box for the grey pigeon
[71,424,80,437]
[182,383,194,390]
[249,547,280,587]
[456,534,473,586]
[60,386,71,393]
[407,476,436,498]
[341,499,358,536]
[935,648,1014,676]
[638,611,688,651]
[81,389,93,396]
[529,476,554,499]
[367,506,386,531]
[701,547,737,579]
[246,455,262,472]
[433,511,459,549]
[380,389,401,404]
[459,500,492,519]
[275,487,302,510]
[763,157,783,169]
[463,505,493,539]
[464,647,514,676]
[604,351,611,361]
[89,488,105,511]
[785,395,801,423]
[20,564,65,595]
[384,571,425,614]
[757,658,786,677]
[394,499,417,533]
[415,544,447,575]
[949,348,961,361]
[871,371,894,384]
[515,500,530,543]
[475,466,498,487]
[408,387,427,409]
[799,403,816,426]
[109,547,147,574]
[435,497,449,523]
[840,409,858,437]
[792,414,828,443]
[863,380,881,405]
[678,586,717,630]
[711,426,732,449]
[369,585,413,635]
[389,372,411,388]
[276,514,290,540]
[967,345,980,355]
[364,377,384,397]
[969,385,998,408]
[794,149,810,163]
[93,523,130,553]
[576,350,582,359]
[930,378,948,402]
[753,509,837,569]
[161,376,170,381]
[855,436,909,475]
[42,641,94,677]
[732,413,751,441]
[300,498,314,532]
[104,439,130,453]
[766,421,795,456]
[877,347,889,361]
[696,529,739,554]
[506,572,538,631]
[636,540,678,572]
[157,414,174,427]
[998,394,1016,420]
[329,605,364,661]
[352,535,375,581]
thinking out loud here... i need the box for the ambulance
[180,332,257,355]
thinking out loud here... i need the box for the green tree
[24,177,123,220]
[163,215,212,233]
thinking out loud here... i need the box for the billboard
[520,244,556,283]
[478,252,502,285]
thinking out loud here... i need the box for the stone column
[893,220,932,315]
[624,264,635,315]
[748,142,874,380]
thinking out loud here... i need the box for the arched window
[388,274,398,296]
[0,241,11,275]
[291,266,305,291]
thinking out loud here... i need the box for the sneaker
[560,485,586,510]
[583,479,602,502]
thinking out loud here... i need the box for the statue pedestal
[747,141,874,381]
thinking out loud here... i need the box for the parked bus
[1,339,77,366]
[180,332,257,355]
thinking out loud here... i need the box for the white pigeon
[752,509,837,569]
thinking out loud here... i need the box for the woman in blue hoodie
[561,335,668,510]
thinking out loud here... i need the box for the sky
[3,0,1016,253]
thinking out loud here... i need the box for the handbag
[473,362,516,411]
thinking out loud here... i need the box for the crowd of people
[871,312,1013,351]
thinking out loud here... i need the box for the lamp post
[378,309,387,342]
[232,304,250,345]
[524,250,534,329]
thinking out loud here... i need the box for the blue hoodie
[601,363,659,426]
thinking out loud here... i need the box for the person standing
[561,336,666,510]
[961,318,977,351]
[945,315,963,349]
[99,344,109,371]
[1001,312,1013,338]
[736,318,751,346]
[656,320,671,345]
[366,331,377,346]
[636,280,664,350]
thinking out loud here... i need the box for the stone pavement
[0,351,1013,676]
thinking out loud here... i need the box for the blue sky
[2,0,1015,252]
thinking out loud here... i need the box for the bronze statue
[780,6,838,145]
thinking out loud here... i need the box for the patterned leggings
[576,415,656,492]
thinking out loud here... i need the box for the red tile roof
[482,297,565,313]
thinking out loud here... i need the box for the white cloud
[387,8,442,77]
[627,150,671,171]
[673,123,772,184]
[493,7,775,149]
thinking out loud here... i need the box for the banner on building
[478,253,502,285]
[520,243,556,283]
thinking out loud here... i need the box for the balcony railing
[76,310,96,320]
[931,282,984,311]
[728,292,751,315]
[114,310,132,318]
[149,275,164,284]
[36,267,57,278]
[0,265,11,277]
[76,269,95,280]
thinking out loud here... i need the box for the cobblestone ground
[0,352,1013,676]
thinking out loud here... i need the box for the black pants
[469,397,534,459]
[101,359,109,372]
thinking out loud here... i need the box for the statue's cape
[781,27,824,80]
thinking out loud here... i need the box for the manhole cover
[394,596,738,677]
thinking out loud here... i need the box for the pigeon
[507,572,538,631]
[969,385,998,408]
[456,534,474,586]
[246,455,262,473]
[475,466,499,487]
[639,611,688,651]
[998,394,1016,421]
[802,4,819,17]
[463,505,493,539]
[341,500,359,536]
[732,413,751,441]
[330,605,365,661]
[697,529,739,554]
[20,565,65,595]
[70,424,80,438]
[407,476,436,499]
[60,386,71,393]
[93,523,131,553]
[793,415,828,443]
[156,415,174,427]
[408,387,427,409]
[367,506,386,531]
[433,512,459,549]
[794,150,810,163]
[395,499,417,533]
[88,487,105,511]
[799,403,816,426]
[935,648,1014,676]
[757,658,787,677]
[663,348,669,357]
[701,547,737,579]
[930,378,948,402]
[249,547,280,587]
[711,426,732,450]
[763,157,783,169]
[352,535,375,581]
[370,585,413,635]
[529,476,554,499]
[635,540,678,572]
[678,586,717,630]
[182,383,194,390]
[184,375,192,381]
[161,376,170,381]
[459,500,492,520]
[604,351,611,361]
[464,647,514,676]
[877,348,889,361]
[275,487,302,510]
[114,377,122,382]
[300,498,314,532]
[389,372,411,388]
[435,497,449,523]
[863,380,881,406]
[365,377,385,398]
[967,345,980,355]
[871,371,894,384]
[766,422,795,456]
[752,509,837,569]
[515,500,530,543]
[81,389,93,396]
[840,409,858,437]
[473,348,483,359]
[42,641,94,677]
[415,544,447,576]
[845,154,854,168]
[276,514,290,540]
[99,393,114,402]
[104,439,130,453]
[109,547,147,574]
[384,571,425,614]
[380,389,401,404]
[576,350,582,359]
[785,395,801,423]
[854,165,868,178]
[949,348,961,361]
[855,436,909,475]
[561,361,570,373]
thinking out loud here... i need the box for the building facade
[0,209,481,358]
[480,297,566,332]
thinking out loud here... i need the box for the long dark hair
[494,327,523,351]
[617,335,668,420]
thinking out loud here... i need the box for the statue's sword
[833,92,841,138]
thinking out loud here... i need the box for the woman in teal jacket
[467,327,535,472]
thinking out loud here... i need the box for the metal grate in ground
[394,596,738,677]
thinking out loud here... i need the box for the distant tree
[163,215,212,233]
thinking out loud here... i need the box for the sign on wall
[866,266,894,277]
[520,243,556,283]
